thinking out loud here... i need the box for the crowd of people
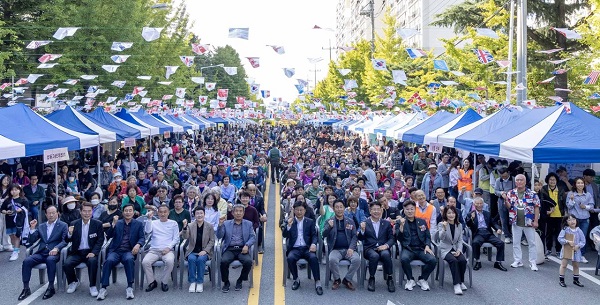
[0,123,599,300]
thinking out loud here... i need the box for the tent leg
[54,162,59,208]
[96,145,101,177]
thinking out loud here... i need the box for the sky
[183,0,337,105]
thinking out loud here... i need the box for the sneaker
[377,265,383,271]
[96,288,107,300]
[521,240,528,246]
[404,279,416,291]
[545,250,552,256]
[581,257,589,264]
[196,283,203,293]
[89,286,98,297]
[504,238,512,244]
[235,279,243,291]
[9,251,19,261]
[222,281,230,293]
[189,283,196,293]
[511,262,523,268]
[454,284,463,295]
[66,281,80,293]
[126,287,134,300]
[530,264,538,271]
[416,279,430,291]
[460,283,468,291]
[3,245,13,252]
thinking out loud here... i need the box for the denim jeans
[101,251,135,288]
[577,218,589,256]
[187,253,209,284]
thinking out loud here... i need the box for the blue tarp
[153,114,194,131]
[85,108,142,140]
[46,106,116,143]
[400,111,455,144]
[182,114,207,129]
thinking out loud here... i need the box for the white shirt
[371,218,381,239]
[144,219,180,251]
[79,220,90,250]
[292,217,305,248]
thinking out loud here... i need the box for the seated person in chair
[438,205,468,295]
[182,206,216,293]
[465,197,507,272]
[142,205,180,292]
[282,200,323,295]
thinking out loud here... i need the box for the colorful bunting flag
[198,96,208,105]
[179,56,195,67]
[110,55,130,63]
[26,40,51,49]
[406,48,427,59]
[250,84,260,94]
[111,81,126,88]
[396,28,418,39]
[26,74,44,83]
[223,67,237,75]
[102,65,120,73]
[228,28,249,39]
[165,66,179,79]
[53,27,79,40]
[371,59,387,71]
[433,60,449,72]
[535,48,563,54]
[583,71,600,85]
[80,75,98,80]
[268,45,285,54]
[142,27,163,42]
[37,63,58,69]
[111,42,133,51]
[205,82,216,91]
[137,76,152,80]
[191,77,205,84]
[473,49,494,64]
[246,57,260,68]
[551,28,581,39]
[261,90,270,98]
[283,68,295,78]
[175,88,186,98]
[38,54,62,63]
[338,69,351,76]
[191,43,210,55]
[538,76,556,84]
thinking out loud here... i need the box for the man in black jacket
[466,197,507,272]
[358,201,395,293]
[322,200,359,291]
[64,202,105,296]
[395,200,437,292]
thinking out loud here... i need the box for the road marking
[577,267,597,271]
[274,183,285,305]
[17,282,48,305]
[247,182,269,305]
[548,256,600,286]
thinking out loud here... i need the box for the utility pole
[506,0,515,104]
[516,0,527,104]
[321,39,335,62]
[360,0,376,55]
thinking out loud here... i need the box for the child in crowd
[557,214,586,287]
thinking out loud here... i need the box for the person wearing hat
[107,172,127,198]
[413,148,432,188]
[41,165,55,185]
[13,168,30,187]
[421,164,442,202]
[60,196,81,224]
[99,163,114,195]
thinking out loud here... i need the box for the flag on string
[1,83,12,90]
[165,66,179,79]
[38,54,62,63]
[294,84,305,94]
[246,57,260,68]
[522,99,536,108]
[535,48,563,54]
[371,59,387,71]
[223,67,238,75]
[123,94,133,101]
[433,59,449,72]
[87,86,98,93]
[26,40,51,49]
[551,28,581,39]
[343,79,358,90]
[406,48,427,59]
[217,89,229,100]
[583,71,600,85]
[132,86,144,95]
[26,74,44,83]
[162,95,173,100]
[396,28,418,39]
[473,49,494,64]
[14,78,28,85]
[81,75,97,80]
[63,79,78,85]
[283,68,295,78]
[110,55,130,63]
[102,65,120,72]
[43,84,57,90]
[440,97,451,107]
[137,76,152,80]
[552,69,569,75]
[142,27,163,42]
[547,58,570,65]
[440,80,459,86]
[198,96,208,105]
[407,92,422,103]
[261,90,270,98]
[236,96,245,104]
[37,63,58,69]
[53,27,79,40]
[338,46,354,52]
[563,102,572,114]
[496,60,510,68]
[179,56,195,67]
[245,78,255,85]
[137,90,146,97]
[205,82,216,91]
[538,76,555,84]
[547,96,563,103]
[589,93,600,99]
[308,57,323,64]
[111,81,126,88]
[72,96,84,100]
[475,28,499,39]
[515,83,526,90]
[175,88,186,98]
[250,84,260,94]
[191,77,205,84]
[111,42,133,51]
[106,97,117,103]
[191,43,210,55]
[338,69,351,76]
[392,70,407,85]
[468,93,481,100]
[228,28,249,39]
[158,81,172,85]
[592,105,600,113]
[268,45,285,54]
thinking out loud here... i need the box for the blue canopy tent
[181,115,206,129]
[401,109,481,144]
[46,106,117,144]
[322,118,342,126]
[192,115,216,128]
[166,114,198,130]
[0,103,98,158]
[153,114,194,131]
[207,117,229,126]
[114,109,160,135]
[373,113,407,136]
[421,108,482,145]
[85,108,143,140]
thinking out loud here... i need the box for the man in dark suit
[358,201,395,293]
[282,200,322,295]
[64,202,105,296]
[466,197,507,271]
[217,204,255,293]
[18,205,68,300]
[395,200,437,292]
[322,199,360,291]
[97,204,145,301]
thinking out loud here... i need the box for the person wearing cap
[164,167,178,187]
[413,148,432,188]
[421,164,442,201]
[107,172,127,198]
[13,168,30,187]
[41,165,55,185]
[299,168,316,186]
[555,167,573,193]
[229,167,244,190]
[60,196,81,224]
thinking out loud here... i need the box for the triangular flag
[52,27,79,40]
[80,75,98,80]
[38,54,62,63]
[283,68,295,78]
[26,40,51,49]
[433,60,449,72]
[37,63,58,69]
[338,69,351,76]
[110,55,130,63]
[535,48,563,54]
[496,60,510,68]
[137,76,152,80]
[228,28,249,39]
[132,86,145,95]
[245,78,255,85]
[343,79,358,90]
[552,28,581,39]
[111,81,126,88]
[450,71,465,76]
[111,42,133,51]
[223,67,237,75]
[165,66,179,79]
[191,43,210,55]
[102,65,120,72]
[26,74,44,83]
[406,48,427,59]
[158,81,172,85]
[538,76,556,84]
[191,77,205,84]
[547,58,571,65]
[179,56,195,67]
[142,27,163,42]
[205,82,216,91]
[246,57,260,68]
[268,45,285,54]
[198,96,208,105]
[396,28,418,39]
[175,88,186,98]
[308,57,323,64]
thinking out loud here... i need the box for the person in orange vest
[457,159,474,192]
[414,190,438,238]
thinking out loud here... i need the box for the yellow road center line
[248,182,269,305]
[274,183,286,304]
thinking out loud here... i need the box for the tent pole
[96,144,101,177]
[149,136,153,165]
[54,162,59,208]
[531,162,536,188]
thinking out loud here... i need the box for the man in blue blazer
[217,204,255,293]
[19,205,68,300]
[282,200,322,295]
[97,204,145,301]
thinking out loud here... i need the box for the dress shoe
[473,261,482,270]
[573,280,584,287]
[559,281,566,287]
[18,288,31,301]
[161,283,168,292]
[342,278,355,291]
[42,288,55,300]
[367,277,375,292]
[494,262,507,272]
[331,279,341,290]
[291,280,300,290]
[315,285,323,295]
[145,280,158,292]
[222,281,230,293]
[387,278,395,293]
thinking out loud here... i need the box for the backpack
[269,148,281,164]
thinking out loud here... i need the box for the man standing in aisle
[503,174,540,271]
[268,143,282,184]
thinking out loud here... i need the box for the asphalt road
[1,180,599,305]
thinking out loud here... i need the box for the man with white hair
[211,186,228,217]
